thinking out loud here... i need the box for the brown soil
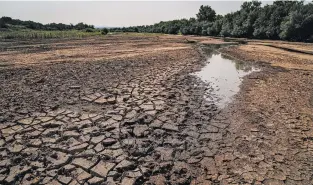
[0,34,312,185]
[218,43,313,184]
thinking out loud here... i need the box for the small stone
[150,119,163,128]
[155,147,173,161]
[17,117,34,125]
[90,135,105,145]
[140,104,154,111]
[95,97,107,104]
[121,177,136,185]
[41,177,53,184]
[100,119,117,127]
[146,110,157,116]
[72,158,96,169]
[206,125,219,133]
[28,139,42,147]
[41,120,64,128]
[125,110,137,119]
[69,85,81,89]
[94,143,104,152]
[149,175,166,185]
[267,170,286,181]
[90,160,115,177]
[42,128,59,136]
[201,157,217,174]
[126,170,142,178]
[263,179,284,185]
[63,164,76,171]
[76,169,91,182]
[8,143,24,153]
[63,131,80,138]
[115,160,135,172]
[68,143,88,153]
[188,156,202,164]
[0,159,10,167]
[58,175,72,184]
[133,125,149,137]
[31,161,44,168]
[274,155,284,162]
[251,128,259,132]
[101,149,124,158]
[162,123,179,132]
[37,116,54,123]
[1,127,15,136]
[6,165,31,183]
[49,180,62,185]
[88,176,104,184]
[107,97,116,104]
[199,133,222,141]
[47,152,70,168]
[102,138,117,146]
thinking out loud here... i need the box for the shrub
[85,28,94,32]
[101,28,109,35]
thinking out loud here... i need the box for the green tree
[196,5,216,22]
[0,19,6,28]
[280,3,313,41]
[101,28,109,35]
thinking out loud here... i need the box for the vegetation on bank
[0,16,94,31]
[1,1,312,42]
[0,30,103,39]
[0,16,110,39]
[110,1,313,42]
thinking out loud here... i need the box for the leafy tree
[110,1,313,42]
[3,1,309,42]
[0,16,94,31]
[101,28,109,35]
[0,19,7,28]
[196,5,216,22]
[280,3,313,41]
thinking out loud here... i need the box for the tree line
[0,16,94,31]
[110,1,313,42]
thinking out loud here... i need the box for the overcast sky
[0,1,273,27]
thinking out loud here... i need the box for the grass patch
[223,37,247,44]
[108,32,165,37]
[0,30,103,40]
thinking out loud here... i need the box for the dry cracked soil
[0,34,313,185]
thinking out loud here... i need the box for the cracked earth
[0,35,313,185]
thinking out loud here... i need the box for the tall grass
[0,30,102,39]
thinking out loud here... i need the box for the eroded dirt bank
[0,35,313,185]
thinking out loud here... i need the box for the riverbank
[210,43,313,184]
[0,35,313,184]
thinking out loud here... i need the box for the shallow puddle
[194,52,260,108]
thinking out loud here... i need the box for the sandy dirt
[0,34,313,185]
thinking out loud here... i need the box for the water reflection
[193,52,260,108]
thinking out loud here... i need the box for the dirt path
[0,35,313,185]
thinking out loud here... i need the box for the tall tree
[196,5,216,22]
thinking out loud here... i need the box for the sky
[0,1,273,27]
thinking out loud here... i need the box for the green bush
[0,30,102,39]
[85,28,94,32]
[101,28,109,35]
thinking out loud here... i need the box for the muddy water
[194,51,260,108]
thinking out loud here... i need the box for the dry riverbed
[0,34,312,185]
